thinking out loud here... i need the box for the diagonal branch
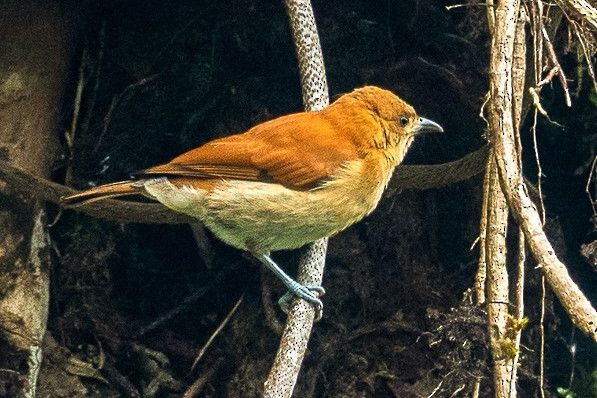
[553,0,597,31]
[0,160,193,224]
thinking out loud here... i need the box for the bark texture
[0,1,77,396]
[264,0,329,396]
[489,0,597,340]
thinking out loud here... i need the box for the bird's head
[335,86,443,153]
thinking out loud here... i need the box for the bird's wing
[138,112,360,189]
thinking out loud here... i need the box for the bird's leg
[255,253,325,319]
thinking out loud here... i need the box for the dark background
[36,0,597,396]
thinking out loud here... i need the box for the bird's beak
[413,117,444,134]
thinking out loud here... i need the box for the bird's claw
[278,284,325,321]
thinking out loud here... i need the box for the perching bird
[62,86,443,313]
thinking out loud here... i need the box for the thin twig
[476,154,492,305]
[134,265,239,338]
[542,26,572,107]
[64,48,87,186]
[472,380,481,398]
[567,328,577,390]
[190,294,244,372]
[509,230,526,397]
[183,357,225,398]
[427,370,456,397]
[479,92,491,129]
[539,276,546,398]
[94,74,160,153]
[446,3,493,11]
[531,110,547,224]
[189,223,215,269]
[584,155,597,215]
[537,66,559,87]
[530,0,548,225]
[449,384,466,398]
[531,0,545,91]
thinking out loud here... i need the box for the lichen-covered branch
[263,1,329,396]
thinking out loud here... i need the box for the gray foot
[278,285,325,321]
[255,253,325,320]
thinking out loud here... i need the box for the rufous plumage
[62,86,443,312]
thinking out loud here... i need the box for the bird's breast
[315,157,392,219]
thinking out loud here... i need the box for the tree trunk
[0,1,77,396]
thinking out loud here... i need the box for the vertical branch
[0,2,78,396]
[475,155,491,306]
[264,0,329,396]
[473,155,491,396]
[485,155,512,398]
[489,0,597,340]
[509,231,526,397]
[486,0,496,32]
[538,277,546,398]
[508,8,528,397]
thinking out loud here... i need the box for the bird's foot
[254,253,325,321]
[278,284,325,321]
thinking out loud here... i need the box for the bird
[61,86,443,315]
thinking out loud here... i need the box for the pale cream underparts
[143,141,411,255]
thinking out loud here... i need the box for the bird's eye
[400,116,409,126]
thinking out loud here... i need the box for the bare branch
[509,230,526,397]
[485,155,512,398]
[0,160,194,224]
[507,11,528,395]
[542,27,572,107]
[554,0,597,31]
[539,277,546,398]
[489,0,597,340]
[476,155,492,305]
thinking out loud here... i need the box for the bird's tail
[61,180,144,207]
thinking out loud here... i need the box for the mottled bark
[489,0,597,340]
[484,156,512,398]
[0,1,77,396]
[263,0,329,396]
